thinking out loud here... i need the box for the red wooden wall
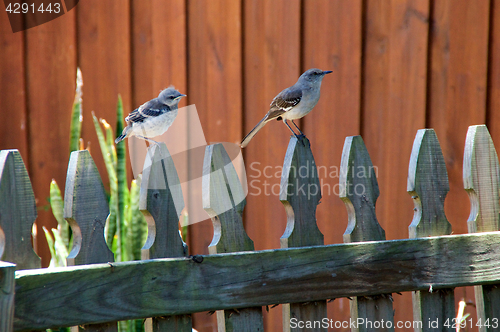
[1,0,498,330]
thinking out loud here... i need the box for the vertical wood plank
[362,0,430,323]
[340,136,394,332]
[488,0,500,146]
[302,0,363,254]
[280,136,326,332]
[25,6,77,267]
[203,143,263,332]
[187,2,242,329]
[131,0,187,114]
[243,2,301,329]
[407,129,454,331]
[0,150,41,270]
[428,0,491,235]
[0,19,28,159]
[363,0,430,242]
[0,262,16,332]
[140,143,191,332]
[463,125,500,332]
[77,0,132,182]
[64,150,117,332]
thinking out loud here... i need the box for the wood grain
[203,143,263,331]
[0,150,40,270]
[407,129,454,331]
[280,136,326,332]
[187,2,243,328]
[302,0,362,244]
[77,0,132,186]
[140,143,191,332]
[0,18,27,159]
[362,1,431,324]
[0,262,15,332]
[242,4,301,330]
[463,125,500,331]
[64,150,116,332]
[340,136,393,332]
[488,0,500,147]
[25,5,77,267]
[341,136,385,243]
[13,231,500,331]
[301,1,363,325]
[427,0,491,235]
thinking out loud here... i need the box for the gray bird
[115,87,186,144]
[240,68,332,148]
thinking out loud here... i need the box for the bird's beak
[174,94,187,100]
[323,70,333,75]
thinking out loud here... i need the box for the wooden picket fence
[1,125,500,332]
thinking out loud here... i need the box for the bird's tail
[115,126,131,144]
[240,116,271,148]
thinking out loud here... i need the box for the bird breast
[131,109,178,137]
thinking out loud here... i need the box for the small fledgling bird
[115,87,186,144]
[240,68,332,148]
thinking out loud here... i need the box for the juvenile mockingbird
[115,87,186,144]
[240,68,332,148]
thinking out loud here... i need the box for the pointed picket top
[279,136,326,332]
[463,125,500,233]
[64,150,114,266]
[280,136,324,248]
[203,143,253,253]
[407,129,451,238]
[408,130,454,332]
[340,136,385,243]
[140,143,186,259]
[0,150,40,269]
[463,125,500,330]
[140,143,191,332]
[203,143,262,332]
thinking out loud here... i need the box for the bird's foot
[296,134,307,146]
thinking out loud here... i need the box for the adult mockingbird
[240,68,332,148]
[115,87,186,144]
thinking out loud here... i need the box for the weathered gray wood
[407,129,454,332]
[463,125,500,332]
[203,143,263,332]
[0,150,40,269]
[64,150,117,332]
[340,136,393,332]
[0,261,15,332]
[139,143,191,332]
[280,136,326,332]
[13,231,500,331]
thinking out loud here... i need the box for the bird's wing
[266,86,302,120]
[125,99,170,124]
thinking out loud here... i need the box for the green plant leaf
[69,68,83,153]
[49,179,70,248]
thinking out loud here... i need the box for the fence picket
[280,136,327,332]
[0,150,40,269]
[0,261,15,332]
[203,143,264,331]
[140,143,192,331]
[340,136,394,332]
[64,150,118,332]
[463,125,500,332]
[407,129,454,331]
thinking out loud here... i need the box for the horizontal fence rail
[12,232,500,330]
[1,124,500,332]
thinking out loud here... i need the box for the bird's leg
[283,119,306,146]
[136,135,160,145]
[291,120,305,137]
